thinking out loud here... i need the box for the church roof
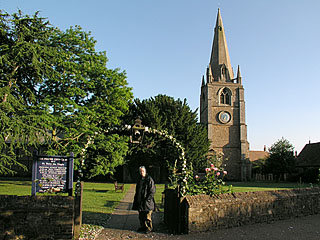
[249,150,269,162]
[296,142,320,167]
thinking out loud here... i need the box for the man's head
[139,166,146,177]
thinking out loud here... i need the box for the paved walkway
[96,184,168,239]
[101,184,138,231]
[96,185,320,240]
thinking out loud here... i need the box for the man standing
[132,166,156,233]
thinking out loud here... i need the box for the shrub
[186,163,232,196]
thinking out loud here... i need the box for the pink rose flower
[223,170,228,175]
[216,172,221,176]
[210,163,214,168]
[213,167,219,171]
[205,168,211,172]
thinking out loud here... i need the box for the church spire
[209,9,234,81]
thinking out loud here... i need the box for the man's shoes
[144,229,152,234]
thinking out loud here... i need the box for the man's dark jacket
[132,174,156,211]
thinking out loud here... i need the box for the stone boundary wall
[0,195,74,239]
[182,188,320,233]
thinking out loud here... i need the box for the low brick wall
[0,195,75,239]
[182,188,320,233]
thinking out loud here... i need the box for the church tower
[200,9,251,180]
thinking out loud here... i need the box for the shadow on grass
[84,189,110,193]
[82,211,112,228]
[94,190,110,193]
[104,200,119,208]
[0,181,32,186]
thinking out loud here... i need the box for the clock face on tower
[218,111,231,124]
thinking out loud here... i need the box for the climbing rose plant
[186,162,232,196]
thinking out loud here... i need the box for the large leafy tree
[0,10,133,177]
[124,94,210,174]
[265,137,296,179]
[0,10,55,174]
[40,25,133,178]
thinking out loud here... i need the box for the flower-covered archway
[142,127,229,197]
[145,127,188,196]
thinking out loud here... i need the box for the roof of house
[249,150,269,162]
[296,142,320,167]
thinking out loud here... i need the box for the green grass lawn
[0,180,312,214]
[0,180,128,214]
[154,184,165,210]
[82,182,129,214]
[226,181,312,193]
[0,180,165,213]
[0,180,32,196]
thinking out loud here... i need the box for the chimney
[263,145,266,152]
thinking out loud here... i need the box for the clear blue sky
[2,0,320,153]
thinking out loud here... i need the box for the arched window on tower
[220,88,231,105]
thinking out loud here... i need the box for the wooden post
[68,152,74,196]
[73,181,83,239]
[31,151,38,196]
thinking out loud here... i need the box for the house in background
[249,145,269,162]
[295,142,320,182]
[249,146,269,180]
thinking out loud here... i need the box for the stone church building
[200,9,251,181]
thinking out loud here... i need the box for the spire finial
[206,65,213,83]
[237,65,241,77]
[237,65,242,84]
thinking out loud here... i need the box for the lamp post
[130,118,146,144]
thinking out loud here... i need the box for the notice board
[32,152,74,196]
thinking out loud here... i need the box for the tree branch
[2,65,20,103]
